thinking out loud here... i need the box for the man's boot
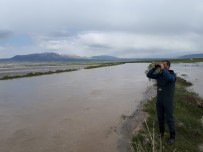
[167,132,175,145]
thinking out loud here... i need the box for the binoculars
[155,64,161,68]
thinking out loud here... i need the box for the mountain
[11,52,63,61]
[179,53,203,58]
[0,53,123,62]
[0,52,91,62]
[91,55,120,61]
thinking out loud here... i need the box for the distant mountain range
[0,52,124,62]
[0,52,203,62]
[8,53,90,62]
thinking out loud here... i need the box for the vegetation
[0,69,78,80]
[84,62,126,69]
[1,58,203,80]
[169,58,203,63]
[131,77,203,151]
[0,62,126,80]
[128,58,203,64]
[1,57,203,80]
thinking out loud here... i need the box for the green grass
[131,77,203,152]
[1,59,202,80]
[170,58,203,63]
[84,62,125,69]
[0,69,78,80]
[128,58,203,64]
[0,62,125,80]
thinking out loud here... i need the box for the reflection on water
[0,63,152,152]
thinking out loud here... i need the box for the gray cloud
[1,0,203,34]
[87,44,112,50]
[0,30,13,39]
[31,31,203,58]
[0,0,203,58]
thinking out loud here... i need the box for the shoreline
[116,84,156,152]
[0,62,125,80]
[130,77,203,152]
[1,59,203,80]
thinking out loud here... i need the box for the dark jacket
[147,68,176,102]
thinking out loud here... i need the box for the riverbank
[0,69,78,80]
[0,62,125,80]
[116,84,156,152]
[84,62,125,69]
[1,58,203,80]
[131,77,203,152]
[130,58,203,64]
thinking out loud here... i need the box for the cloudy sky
[0,0,203,58]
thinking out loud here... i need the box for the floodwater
[0,64,86,79]
[0,63,152,152]
[173,62,203,98]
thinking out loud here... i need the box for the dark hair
[162,60,171,67]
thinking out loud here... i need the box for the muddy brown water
[0,62,202,152]
[0,63,153,152]
[173,62,203,98]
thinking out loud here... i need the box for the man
[146,60,176,145]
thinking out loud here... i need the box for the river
[1,62,202,152]
[0,63,152,152]
[173,62,203,98]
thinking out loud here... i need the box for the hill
[0,52,91,62]
[0,53,126,62]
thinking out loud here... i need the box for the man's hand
[160,63,164,70]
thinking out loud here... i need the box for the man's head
[161,60,171,70]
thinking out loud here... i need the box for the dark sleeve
[146,67,159,79]
[162,69,176,82]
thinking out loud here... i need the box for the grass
[84,62,126,69]
[169,58,203,63]
[127,58,203,64]
[0,62,126,80]
[0,62,124,80]
[131,77,203,152]
[0,69,78,80]
[1,59,203,80]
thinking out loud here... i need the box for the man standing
[146,60,176,145]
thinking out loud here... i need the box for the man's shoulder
[169,70,177,81]
[169,70,175,74]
